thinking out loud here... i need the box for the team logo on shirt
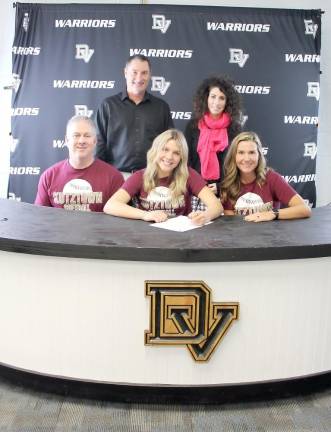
[140,186,183,216]
[152,14,171,33]
[145,280,239,362]
[53,179,102,211]
[234,192,272,215]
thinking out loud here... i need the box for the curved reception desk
[0,198,330,403]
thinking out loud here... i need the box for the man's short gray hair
[66,115,97,136]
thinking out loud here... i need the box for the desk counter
[0,199,330,402]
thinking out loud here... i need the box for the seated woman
[103,129,223,225]
[185,75,243,195]
[221,131,311,222]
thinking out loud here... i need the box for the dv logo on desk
[145,280,239,362]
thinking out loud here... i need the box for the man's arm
[166,105,174,129]
[95,101,109,162]
[162,100,174,129]
[184,120,196,167]
[34,171,52,206]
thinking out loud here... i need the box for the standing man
[35,116,124,212]
[95,54,173,176]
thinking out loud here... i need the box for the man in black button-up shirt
[95,55,173,174]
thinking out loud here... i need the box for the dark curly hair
[192,75,243,138]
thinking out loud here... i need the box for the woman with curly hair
[104,129,222,225]
[221,131,311,222]
[185,75,243,195]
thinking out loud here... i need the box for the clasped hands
[142,210,210,226]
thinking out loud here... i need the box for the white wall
[0,2,15,198]
[1,0,330,205]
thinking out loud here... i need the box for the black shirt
[95,90,173,172]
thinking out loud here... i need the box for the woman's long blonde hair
[143,129,189,205]
[221,131,268,203]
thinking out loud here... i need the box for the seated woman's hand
[142,210,168,223]
[188,211,210,226]
[244,211,276,222]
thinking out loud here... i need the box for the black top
[184,118,242,184]
[0,199,330,263]
[95,90,173,172]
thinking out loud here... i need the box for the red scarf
[197,112,231,180]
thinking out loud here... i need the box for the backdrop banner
[9,3,321,206]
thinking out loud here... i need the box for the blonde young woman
[104,129,222,225]
[221,131,311,222]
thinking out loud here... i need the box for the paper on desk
[151,215,212,232]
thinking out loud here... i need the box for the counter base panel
[1,363,330,404]
[1,251,331,386]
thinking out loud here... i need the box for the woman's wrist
[271,208,279,220]
[202,210,211,223]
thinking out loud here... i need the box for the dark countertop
[0,198,330,262]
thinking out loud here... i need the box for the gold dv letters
[145,280,239,362]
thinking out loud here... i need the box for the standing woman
[185,75,243,195]
[221,131,311,222]
[104,129,222,226]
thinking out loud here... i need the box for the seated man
[35,115,124,211]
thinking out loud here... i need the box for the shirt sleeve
[109,168,124,197]
[185,121,201,171]
[165,102,174,129]
[34,171,52,206]
[121,170,144,198]
[221,198,233,211]
[184,120,194,166]
[95,100,109,162]
[187,168,207,196]
[268,170,297,206]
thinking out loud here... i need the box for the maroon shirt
[222,170,297,215]
[35,159,124,212]
[122,167,206,217]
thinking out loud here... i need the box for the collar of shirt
[121,88,151,104]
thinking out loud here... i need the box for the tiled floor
[0,378,330,431]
